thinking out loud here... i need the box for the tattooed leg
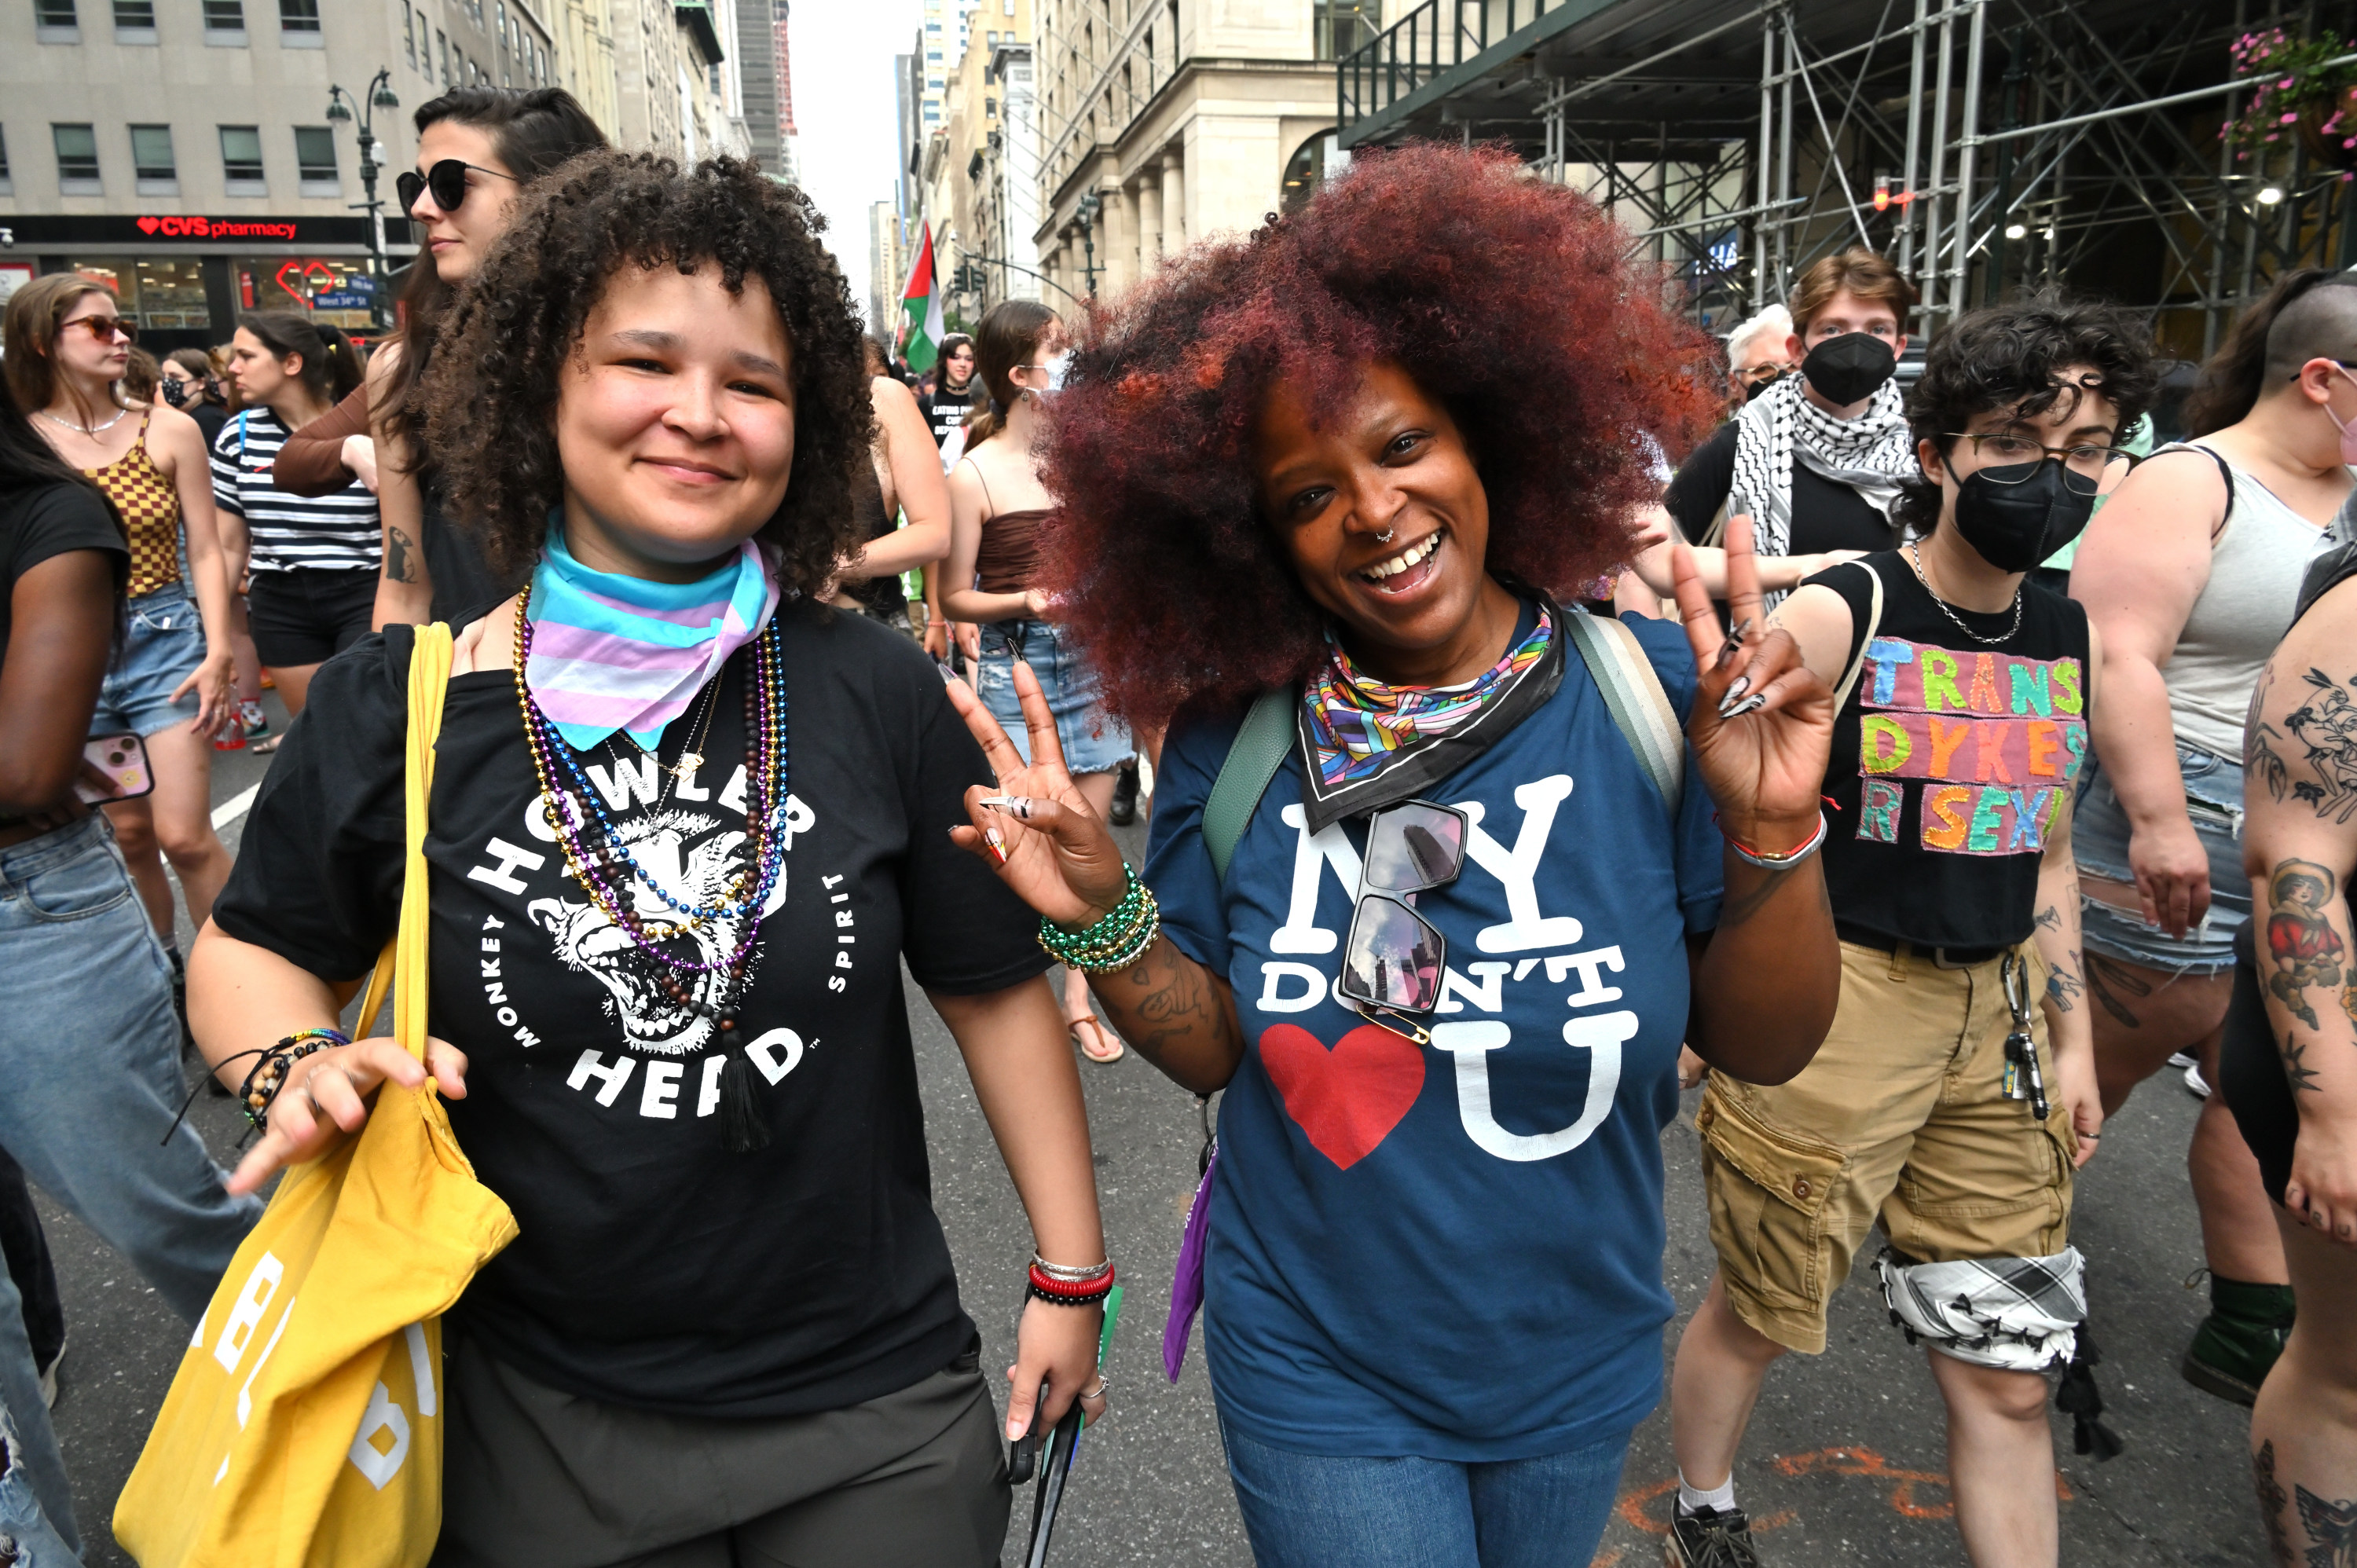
[2258,1440,2295,1567]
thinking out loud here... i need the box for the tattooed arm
[365,345,434,630]
[2033,801,2102,1166]
[2244,573,2357,1241]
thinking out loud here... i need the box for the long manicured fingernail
[1721,694,1768,719]
[1715,617,1753,669]
[979,795,1037,819]
[983,826,1010,865]
[1716,676,1752,716]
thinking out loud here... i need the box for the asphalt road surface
[36,699,2271,1566]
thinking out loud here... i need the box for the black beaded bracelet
[1027,1281,1114,1307]
[237,1028,350,1133]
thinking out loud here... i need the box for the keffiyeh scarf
[1304,606,1554,792]
[1726,371,1916,561]
[524,527,781,753]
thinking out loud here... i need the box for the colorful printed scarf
[524,528,780,753]
[1303,606,1555,790]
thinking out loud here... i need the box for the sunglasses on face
[396,158,516,216]
[1338,799,1469,1044]
[64,314,134,345]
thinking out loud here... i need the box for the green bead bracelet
[1037,866,1161,973]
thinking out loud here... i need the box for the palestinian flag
[899,222,944,373]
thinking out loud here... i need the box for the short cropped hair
[1897,295,2159,533]
[1787,248,1916,338]
[1036,143,1724,729]
[422,150,873,592]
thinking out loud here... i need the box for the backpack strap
[1202,687,1296,885]
[1831,557,1887,712]
[1563,607,1684,821]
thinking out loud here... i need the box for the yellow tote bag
[116,624,520,1568]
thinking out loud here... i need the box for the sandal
[1068,1011,1124,1064]
[250,734,284,755]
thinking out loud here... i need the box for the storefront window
[235,255,374,328]
[65,258,212,331]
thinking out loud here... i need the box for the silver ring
[1375,528,1395,544]
[1081,1376,1110,1400]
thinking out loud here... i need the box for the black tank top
[1815,551,2092,948]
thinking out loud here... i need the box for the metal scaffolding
[1339,0,2354,351]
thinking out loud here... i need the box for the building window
[0,127,11,185]
[436,30,448,84]
[294,125,335,182]
[278,0,319,31]
[52,123,99,183]
[113,0,154,24]
[1314,0,1377,61]
[35,0,76,25]
[986,97,995,116]
[218,123,264,185]
[129,123,174,179]
[403,4,415,67]
[201,0,243,34]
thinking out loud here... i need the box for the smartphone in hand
[77,733,156,804]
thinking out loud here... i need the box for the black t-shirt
[187,401,229,452]
[1810,553,2091,948]
[420,492,525,625]
[214,599,1050,1416]
[918,383,979,449]
[0,480,126,668]
[1663,420,1899,557]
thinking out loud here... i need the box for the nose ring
[1376,528,1395,544]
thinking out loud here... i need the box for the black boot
[2181,1274,2295,1406]
[1108,760,1141,826]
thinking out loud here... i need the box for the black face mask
[158,378,191,408]
[1950,460,2097,573]
[1801,332,1897,406]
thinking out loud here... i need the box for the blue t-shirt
[1143,610,1724,1462]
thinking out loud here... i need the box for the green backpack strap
[1563,607,1684,822]
[1202,687,1297,884]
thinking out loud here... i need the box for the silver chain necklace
[38,405,128,438]
[1906,541,2022,646]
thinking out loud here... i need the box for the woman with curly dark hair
[937,143,1842,1566]
[187,151,1109,1566]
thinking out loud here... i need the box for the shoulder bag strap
[1202,687,1297,885]
[1563,607,1684,821]
[355,624,454,1058]
[1831,558,1886,713]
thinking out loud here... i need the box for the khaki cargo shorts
[1698,939,2080,1355]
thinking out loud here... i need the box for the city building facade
[1031,0,1367,302]
[0,0,482,351]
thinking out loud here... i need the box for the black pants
[0,1146,64,1374]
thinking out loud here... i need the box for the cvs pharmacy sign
[135,215,300,240]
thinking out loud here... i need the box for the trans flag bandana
[524,526,780,753]
[1303,604,1555,793]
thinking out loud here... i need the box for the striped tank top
[82,409,183,599]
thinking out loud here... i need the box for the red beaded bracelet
[1028,1261,1116,1300]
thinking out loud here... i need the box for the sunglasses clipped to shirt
[395,158,517,217]
[1339,800,1469,1045]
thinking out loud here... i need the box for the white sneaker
[2168,1050,2198,1071]
[2185,1062,2212,1099]
[36,1343,60,1409]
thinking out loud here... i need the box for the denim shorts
[975,617,1133,777]
[90,585,203,738]
[2070,742,2249,974]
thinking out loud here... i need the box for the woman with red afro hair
[944,144,1844,1566]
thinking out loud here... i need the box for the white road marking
[211,784,259,831]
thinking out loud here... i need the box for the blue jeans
[0,1263,81,1565]
[1219,1416,1630,1568]
[0,815,266,1555]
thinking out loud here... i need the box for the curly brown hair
[1036,143,1723,729]
[422,150,873,593]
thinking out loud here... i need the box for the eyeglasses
[1943,432,2136,495]
[1736,364,1791,387]
[1338,799,1468,1044]
[396,158,516,216]
[64,314,135,345]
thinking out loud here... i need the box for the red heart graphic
[1259,1024,1425,1170]
[135,215,161,236]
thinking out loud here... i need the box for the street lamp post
[1076,189,1102,297]
[325,68,401,333]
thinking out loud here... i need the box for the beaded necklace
[512,584,790,1151]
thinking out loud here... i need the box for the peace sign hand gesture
[1670,513,1837,850]
[942,661,1131,925]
